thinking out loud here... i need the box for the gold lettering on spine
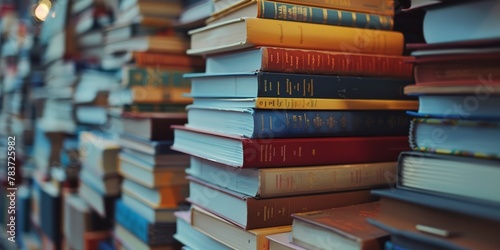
[260,145,264,162]
[352,12,356,27]
[261,114,265,131]
[276,81,280,96]
[323,9,327,24]
[337,10,341,26]
[269,116,273,131]
[303,80,306,96]
[264,206,268,221]
[281,145,286,162]
[366,14,371,28]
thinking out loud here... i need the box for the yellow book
[188,17,403,56]
[191,206,292,250]
[130,86,192,104]
[192,97,419,110]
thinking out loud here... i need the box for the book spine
[115,200,151,244]
[134,52,205,68]
[241,136,409,167]
[252,110,410,138]
[258,0,393,30]
[259,162,396,197]
[256,72,413,99]
[274,0,394,16]
[125,67,191,88]
[122,103,186,112]
[260,47,413,78]
[414,61,500,85]
[246,189,374,229]
[130,86,192,104]
[255,98,418,110]
[245,18,403,56]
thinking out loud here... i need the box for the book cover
[172,125,410,168]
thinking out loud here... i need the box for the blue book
[185,71,415,100]
[115,199,176,246]
[187,107,410,138]
[98,239,115,250]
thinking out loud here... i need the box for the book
[119,153,188,188]
[103,22,166,44]
[133,52,205,69]
[404,84,500,96]
[39,182,62,247]
[398,151,500,205]
[105,35,188,54]
[79,181,118,218]
[84,231,112,250]
[120,112,187,140]
[119,133,175,155]
[423,0,500,44]
[185,72,414,100]
[212,0,394,16]
[115,199,176,245]
[172,125,410,168]
[80,167,121,196]
[291,202,389,250]
[121,147,190,166]
[409,118,500,158]
[186,107,411,138]
[122,178,189,209]
[187,156,397,198]
[113,223,182,250]
[122,103,187,113]
[266,232,307,250]
[115,1,183,25]
[411,95,500,119]
[367,189,500,250]
[191,206,292,250]
[122,193,179,223]
[191,97,418,111]
[208,0,393,30]
[205,47,414,78]
[122,65,192,87]
[173,210,232,250]
[174,0,213,30]
[188,176,376,229]
[79,131,120,176]
[187,18,404,56]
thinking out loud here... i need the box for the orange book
[188,17,404,56]
[121,179,188,209]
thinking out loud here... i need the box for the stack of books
[172,0,419,249]
[368,0,500,249]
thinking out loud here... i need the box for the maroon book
[171,125,409,168]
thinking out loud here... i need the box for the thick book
[190,206,292,250]
[120,147,189,167]
[187,18,403,56]
[113,224,182,250]
[186,107,411,138]
[404,84,500,96]
[134,52,205,69]
[118,153,188,188]
[191,97,418,111]
[267,232,306,250]
[122,193,179,223]
[212,0,394,16]
[409,118,500,158]
[411,95,500,120]
[104,35,188,54]
[188,176,376,229]
[122,178,189,209]
[367,189,500,250]
[103,22,166,44]
[185,72,414,100]
[122,103,187,113]
[122,65,192,87]
[205,47,414,78]
[120,112,187,141]
[172,125,409,168]
[397,151,500,205]
[80,167,121,196]
[115,199,176,245]
[423,0,500,44]
[119,133,176,155]
[174,210,232,250]
[291,202,389,250]
[208,0,393,30]
[78,181,118,218]
[79,131,120,176]
[187,156,397,198]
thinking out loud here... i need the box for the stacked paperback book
[172,0,419,249]
[368,0,500,249]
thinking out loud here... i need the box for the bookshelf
[1,0,499,250]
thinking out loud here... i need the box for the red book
[205,47,414,78]
[134,52,205,69]
[171,125,409,168]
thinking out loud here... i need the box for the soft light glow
[33,0,52,22]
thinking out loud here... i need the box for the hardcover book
[291,202,389,250]
[205,47,414,78]
[172,125,410,168]
[120,112,187,141]
[185,107,411,138]
[185,71,414,100]
[368,189,500,250]
[187,18,403,56]
[187,156,397,198]
[208,0,393,30]
[122,178,189,209]
[187,176,376,229]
